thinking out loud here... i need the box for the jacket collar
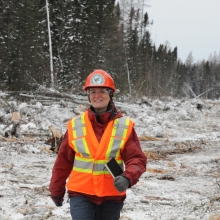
[88,103,122,124]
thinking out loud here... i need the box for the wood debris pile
[0,96,67,153]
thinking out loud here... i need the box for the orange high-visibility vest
[66,111,134,197]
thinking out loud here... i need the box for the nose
[94,91,102,96]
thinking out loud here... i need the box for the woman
[49,69,147,220]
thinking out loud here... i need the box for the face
[88,87,111,113]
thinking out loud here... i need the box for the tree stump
[48,126,63,153]
[5,112,21,138]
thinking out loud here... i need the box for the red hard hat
[83,69,116,92]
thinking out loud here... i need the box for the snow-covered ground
[1,96,220,220]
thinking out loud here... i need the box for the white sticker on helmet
[90,74,105,85]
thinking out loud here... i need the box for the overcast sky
[146,0,220,62]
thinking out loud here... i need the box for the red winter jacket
[49,106,147,205]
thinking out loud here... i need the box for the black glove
[50,195,63,207]
[114,176,130,192]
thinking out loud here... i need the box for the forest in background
[0,0,220,100]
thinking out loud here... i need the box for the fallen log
[0,135,23,143]
[138,135,162,141]
[0,98,9,107]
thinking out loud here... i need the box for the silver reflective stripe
[74,115,85,128]
[114,117,128,137]
[74,127,85,138]
[72,115,85,138]
[74,160,93,170]
[71,113,90,156]
[106,117,130,158]
[114,117,127,127]
[94,163,105,172]
[93,162,123,172]
[115,127,126,137]
[108,138,121,158]
[75,138,89,156]
[114,117,127,125]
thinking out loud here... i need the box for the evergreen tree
[0,0,13,88]
[49,0,120,92]
[0,0,48,90]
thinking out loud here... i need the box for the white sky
[146,0,220,62]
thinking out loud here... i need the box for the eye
[90,90,96,94]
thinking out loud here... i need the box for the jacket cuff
[50,195,64,207]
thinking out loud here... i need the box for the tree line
[0,0,220,99]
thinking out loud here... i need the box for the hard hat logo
[90,74,105,85]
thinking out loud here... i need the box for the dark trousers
[69,196,124,220]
